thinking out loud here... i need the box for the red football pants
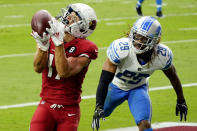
[30,100,80,131]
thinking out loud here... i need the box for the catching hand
[91,106,105,131]
[46,18,65,46]
[31,31,49,51]
[176,100,188,121]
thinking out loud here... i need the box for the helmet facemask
[60,7,82,25]
[56,3,97,38]
[130,29,159,54]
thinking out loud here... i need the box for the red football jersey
[40,38,98,105]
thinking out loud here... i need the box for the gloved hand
[176,99,188,121]
[91,106,105,131]
[46,18,65,46]
[31,31,50,51]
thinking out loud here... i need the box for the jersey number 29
[116,70,149,84]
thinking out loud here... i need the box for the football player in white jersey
[92,16,188,131]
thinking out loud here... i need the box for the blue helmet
[129,16,162,54]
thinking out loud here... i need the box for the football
[31,10,52,36]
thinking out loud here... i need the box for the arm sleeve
[96,70,115,108]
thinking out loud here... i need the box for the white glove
[46,18,65,46]
[31,31,50,51]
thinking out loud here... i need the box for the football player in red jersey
[30,3,98,131]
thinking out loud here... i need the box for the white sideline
[0,39,197,59]
[0,0,123,8]
[179,27,197,31]
[0,83,197,109]
[4,15,24,18]
[0,2,64,8]
[1,12,197,28]
[103,122,197,131]
[0,53,34,59]
[105,22,126,26]
[0,24,29,28]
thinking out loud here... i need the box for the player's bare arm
[163,64,187,121]
[31,10,51,73]
[162,64,185,101]
[31,32,50,73]
[55,45,91,78]
[102,58,117,73]
[33,47,48,73]
[31,31,50,73]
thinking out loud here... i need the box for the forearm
[55,45,69,78]
[96,70,115,108]
[163,65,185,101]
[96,59,116,108]
[170,74,185,101]
[33,48,48,73]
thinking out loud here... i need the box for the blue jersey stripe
[112,42,120,58]
[163,51,173,70]
[107,42,120,64]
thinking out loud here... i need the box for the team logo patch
[68,46,76,53]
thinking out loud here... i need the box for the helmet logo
[89,20,97,30]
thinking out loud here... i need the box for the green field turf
[0,0,197,130]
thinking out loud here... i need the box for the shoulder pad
[107,38,130,65]
[156,44,173,70]
[77,39,98,60]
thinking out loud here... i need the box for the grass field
[0,0,197,130]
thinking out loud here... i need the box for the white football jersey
[107,37,173,91]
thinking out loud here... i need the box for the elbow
[33,61,47,73]
[56,64,71,78]
[59,74,68,78]
[57,69,70,78]
[34,66,43,73]
[58,72,69,78]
